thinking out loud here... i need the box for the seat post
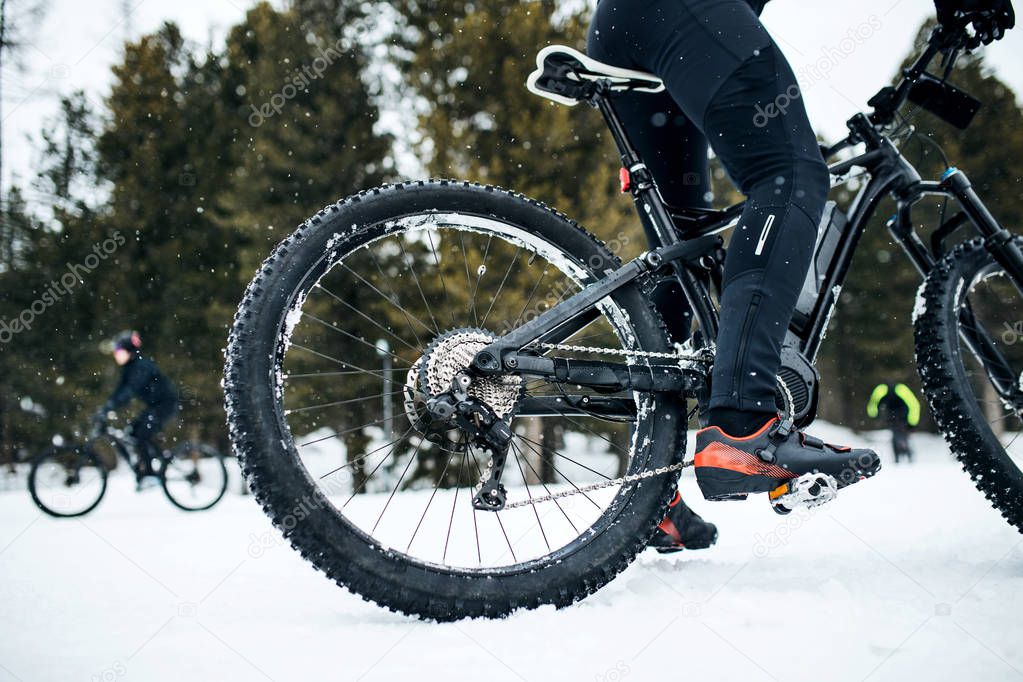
[589,81,720,339]
[589,81,680,248]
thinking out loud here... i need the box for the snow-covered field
[1,423,1022,682]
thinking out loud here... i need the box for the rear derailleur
[416,372,513,512]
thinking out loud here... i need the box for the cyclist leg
[130,409,160,476]
[130,404,175,472]
[590,0,827,430]
[588,0,879,505]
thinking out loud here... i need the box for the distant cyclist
[867,383,921,463]
[94,331,179,488]
[589,0,1013,551]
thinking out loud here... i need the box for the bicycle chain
[502,460,692,509]
[537,341,714,364]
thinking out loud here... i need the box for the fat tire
[914,236,1023,533]
[224,180,685,620]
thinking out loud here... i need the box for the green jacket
[866,383,920,427]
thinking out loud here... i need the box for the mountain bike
[28,420,228,517]
[224,23,1023,620]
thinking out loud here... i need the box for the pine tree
[217,0,394,276]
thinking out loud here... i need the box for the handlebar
[822,24,968,160]
[867,26,954,127]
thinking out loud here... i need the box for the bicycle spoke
[480,245,521,328]
[509,442,551,552]
[443,437,469,563]
[313,284,422,354]
[340,259,433,342]
[541,409,630,457]
[397,233,441,333]
[342,435,411,507]
[301,311,413,366]
[290,344,426,397]
[285,369,383,379]
[515,435,604,511]
[318,427,413,480]
[510,440,578,534]
[468,443,516,564]
[364,245,432,347]
[457,231,478,327]
[299,415,394,447]
[425,230,458,328]
[515,266,550,326]
[287,391,402,416]
[406,445,456,552]
[515,432,614,480]
[372,437,424,534]
[468,234,493,327]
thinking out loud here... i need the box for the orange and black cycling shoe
[647,491,718,554]
[694,415,881,513]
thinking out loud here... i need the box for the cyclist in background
[94,331,179,489]
[588,0,1013,551]
[867,383,921,463]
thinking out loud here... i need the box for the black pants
[130,401,178,461]
[588,0,829,412]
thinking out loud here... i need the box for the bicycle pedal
[769,473,838,515]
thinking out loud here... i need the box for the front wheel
[28,446,108,518]
[225,181,685,620]
[161,442,229,511]
[915,237,1023,532]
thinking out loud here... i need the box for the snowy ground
[1,424,1022,682]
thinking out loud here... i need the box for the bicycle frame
[86,426,144,471]
[471,28,1023,420]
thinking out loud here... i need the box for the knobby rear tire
[224,180,685,620]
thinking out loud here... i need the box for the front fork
[944,170,1023,287]
[914,169,1023,405]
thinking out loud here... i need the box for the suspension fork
[939,169,1023,400]
[944,169,1023,287]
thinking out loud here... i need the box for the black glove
[935,0,1015,44]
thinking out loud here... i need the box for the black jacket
[104,355,177,411]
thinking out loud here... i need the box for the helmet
[113,330,142,353]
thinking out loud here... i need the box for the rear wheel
[225,181,685,620]
[161,442,228,511]
[28,446,108,518]
[915,237,1023,532]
